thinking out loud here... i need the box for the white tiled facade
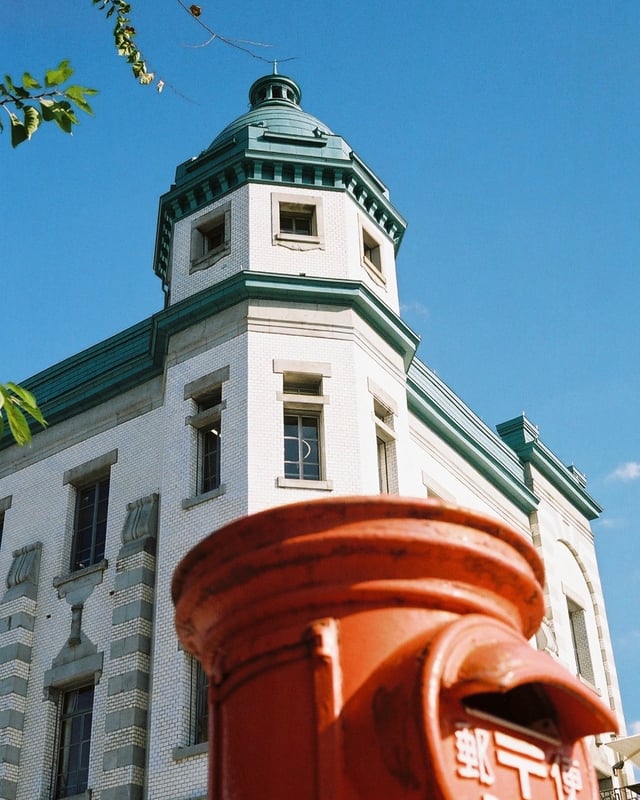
[0,74,630,800]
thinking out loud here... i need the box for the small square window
[280,204,316,237]
[271,193,325,250]
[190,203,231,272]
[283,375,322,396]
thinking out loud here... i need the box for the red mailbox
[172,497,618,800]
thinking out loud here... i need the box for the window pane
[283,413,320,480]
[284,438,299,462]
[280,206,314,236]
[72,478,110,570]
[192,659,209,744]
[201,426,221,493]
[56,686,94,798]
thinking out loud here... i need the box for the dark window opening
[71,478,109,571]
[197,388,222,494]
[377,436,390,494]
[191,658,209,745]
[280,205,315,236]
[55,686,94,798]
[283,376,322,396]
[204,221,225,253]
[363,229,382,271]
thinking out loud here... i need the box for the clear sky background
[2,0,639,737]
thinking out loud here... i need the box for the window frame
[190,201,231,273]
[360,223,386,285]
[69,476,110,573]
[271,192,325,250]
[183,366,229,509]
[0,494,10,553]
[54,684,95,799]
[373,397,397,495]
[284,410,322,481]
[566,595,596,684]
[274,360,333,491]
[194,390,223,496]
[190,657,209,746]
[62,451,117,575]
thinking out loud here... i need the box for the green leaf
[45,60,74,88]
[22,106,41,139]
[39,99,55,121]
[4,402,31,446]
[6,383,37,408]
[65,86,97,115]
[9,112,28,148]
[4,74,15,92]
[53,105,77,134]
[22,72,41,89]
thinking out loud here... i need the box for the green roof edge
[497,415,602,520]
[1,273,419,450]
[407,360,539,515]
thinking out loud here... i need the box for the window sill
[362,258,386,287]
[53,560,108,599]
[58,791,92,800]
[173,741,208,761]
[277,477,333,491]
[189,245,230,274]
[274,234,324,252]
[182,484,226,510]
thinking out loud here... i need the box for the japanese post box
[172,496,618,800]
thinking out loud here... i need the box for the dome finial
[248,73,302,109]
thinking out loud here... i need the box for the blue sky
[2,0,639,736]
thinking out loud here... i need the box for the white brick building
[0,72,631,800]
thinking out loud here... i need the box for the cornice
[497,416,602,520]
[407,360,539,515]
[153,133,407,293]
[1,274,419,451]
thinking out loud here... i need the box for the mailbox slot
[464,683,561,741]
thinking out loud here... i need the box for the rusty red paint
[173,496,618,800]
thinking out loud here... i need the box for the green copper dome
[207,74,333,150]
